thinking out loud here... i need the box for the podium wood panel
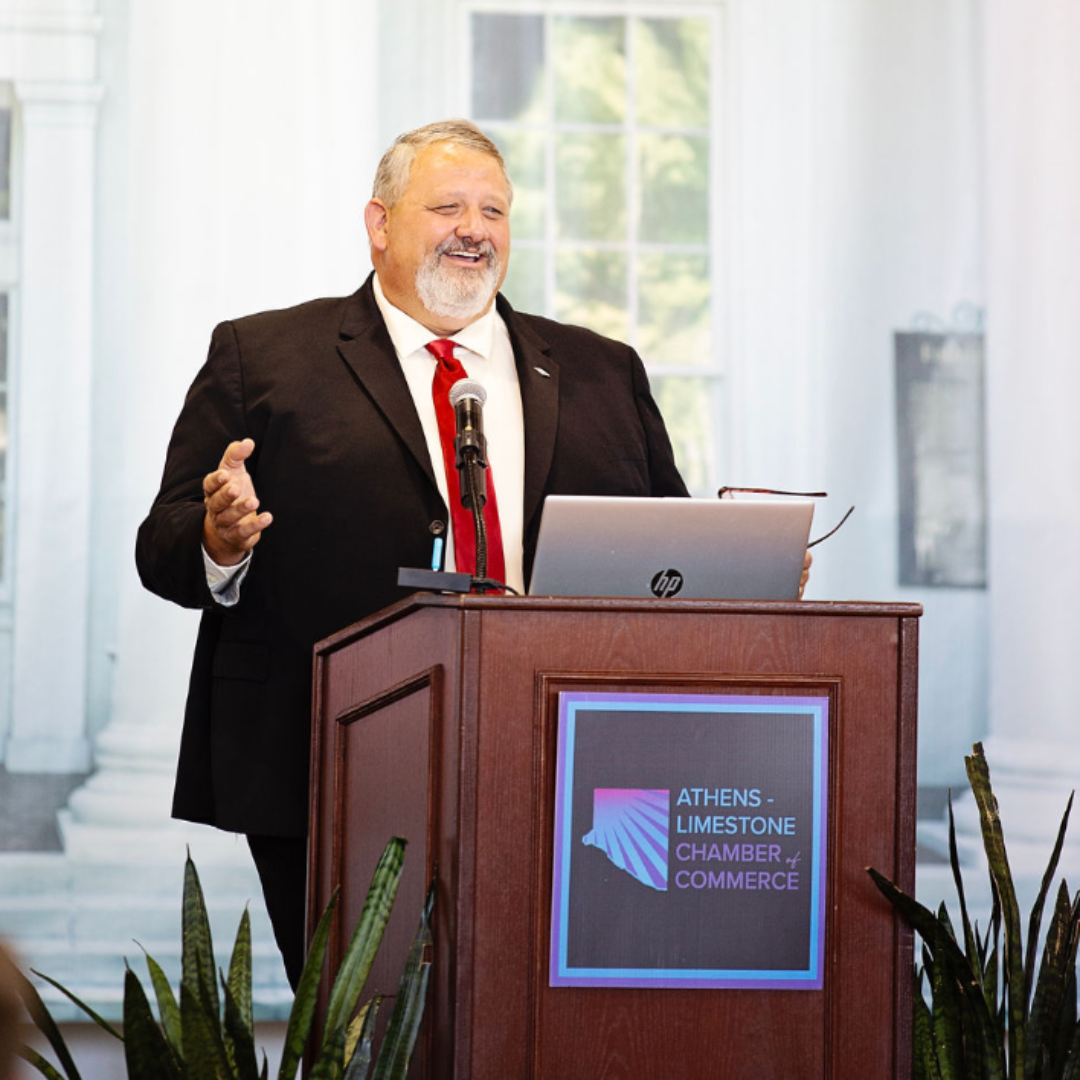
[310,595,920,1079]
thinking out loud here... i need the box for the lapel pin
[534,366,551,378]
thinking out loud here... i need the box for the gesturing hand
[202,439,273,567]
[799,549,812,600]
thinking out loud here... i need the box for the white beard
[415,241,501,323]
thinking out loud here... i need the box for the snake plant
[17,837,432,1080]
[870,742,1080,1080]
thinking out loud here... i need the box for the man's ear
[364,199,390,252]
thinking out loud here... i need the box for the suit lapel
[500,296,559,536]
[335,283,560,529]
[336,279,440,492]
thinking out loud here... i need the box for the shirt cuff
[203,547,252,607]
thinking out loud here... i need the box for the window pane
[638,133,708,245]
[556,132,626,241]
[490,127,545,241]
[472,14,545,121]
[635,18,710,129]
[651,375,716,493]
[553,16,626,124]
[637,253,710,366]
[555,249,627,341]
[502,247,545,314]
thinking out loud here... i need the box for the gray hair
[372,119,513,208]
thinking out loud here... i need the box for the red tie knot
[426,338,459,368]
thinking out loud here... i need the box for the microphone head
[449,378,487,408]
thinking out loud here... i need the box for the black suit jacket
[136,277,688,837]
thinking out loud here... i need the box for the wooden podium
[309,594,921,1079]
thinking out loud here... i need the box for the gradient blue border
[550,692,829,990]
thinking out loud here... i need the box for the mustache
[436,237,497,264]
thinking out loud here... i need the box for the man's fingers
[204,438,258,503]
[220,438,255,471]
[209,494,259,528]
[224,510,273,544]
[798,548,812,600]
[205,480,257,514]
[211,510,273,550]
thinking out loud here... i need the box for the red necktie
[427,339,506,583]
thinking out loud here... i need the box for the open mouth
[441,248,489,267]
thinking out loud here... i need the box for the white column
[964,0,1080,876]
[4,80,102,773]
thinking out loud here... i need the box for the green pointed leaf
[1025,793,1074,1008]
[343,998,381,1080]
[278,888,339,1080]
[181,851,220,1024]
[1061,1017,1080,1080]
[122,966,182,1080]
[17,968,88,1079]
[179,978,231,1080]
[344,998,375,1070]
[228,907,254,1034]
[371,880,434,1080]
[1026,882,1077,1078]
[930,924,964,1080]
[948,793,982,978]
[28,968,122,1043]
[323,838,407,1046]
[140,946,182,1058]
[222,976,259,1080]
[869,868,982,989]
[868,869,1005,1079]
[15,1044,69,1080]
[914,970,940,1080]
[309,1023,347,1080]
[978,924,1000,1021]
[223,907,257,1079]
[965,743,1026,1074]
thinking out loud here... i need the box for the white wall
[730,0,988,786]
[97,0,381,748]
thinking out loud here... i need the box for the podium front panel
[311,596,919,1080]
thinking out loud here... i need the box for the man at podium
[136,119,688,985]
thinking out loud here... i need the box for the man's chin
[422,296,494,324]
[415,271,499,324]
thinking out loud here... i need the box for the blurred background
[1,0,1077,1073]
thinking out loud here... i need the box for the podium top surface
[315,592,922,658]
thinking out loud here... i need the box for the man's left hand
[799,550,812,600]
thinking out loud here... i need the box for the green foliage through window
[471,10,720,491]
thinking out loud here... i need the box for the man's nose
[455,206,489,243]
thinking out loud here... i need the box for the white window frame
[457,0,729,493]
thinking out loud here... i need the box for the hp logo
[650,569,684,598]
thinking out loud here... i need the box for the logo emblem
[582,789,670,890]
[650,569,684,598]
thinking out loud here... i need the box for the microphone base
[397,568,516,597]
[397,567,474,594]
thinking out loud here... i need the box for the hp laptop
[528,495,813,601]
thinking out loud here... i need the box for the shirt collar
[373,272,498,361]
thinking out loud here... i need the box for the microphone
[448,379,489,569]
[448,378,488,472]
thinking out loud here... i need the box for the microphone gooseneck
[448,378,489,578]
